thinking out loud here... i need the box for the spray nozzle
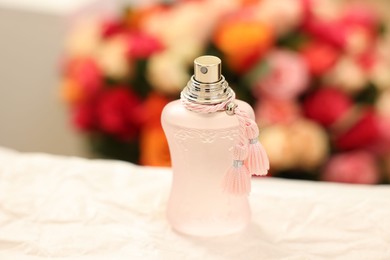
[194,56,221,83]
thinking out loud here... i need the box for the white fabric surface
[0,147,389,260]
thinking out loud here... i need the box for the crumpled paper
[0,147,389,259]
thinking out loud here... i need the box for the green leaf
[242,61,270,90]
[378,22,387,36]
[354,81,379,105]
[129,59,152,98]
[88,134,140,163]
[276,31,311,50]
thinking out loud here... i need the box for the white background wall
[0,0,118,156]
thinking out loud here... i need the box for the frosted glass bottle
[161,56,255,236]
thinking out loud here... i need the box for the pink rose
[254,50,309,100]
[255,98,301,126]
[322,151,379,184]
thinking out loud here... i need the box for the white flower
[143,2,202,47]
[311,0,342,21]
[147,51,189,95]
[377,36,390,62]
[169,40,203,66]
[97,36,131,79]
[65,18,101,57]
[325,56,368,94]
[142,0,237,63]
[376,90,390,117]
[346,27,372,56]
[370,60,390,90]
[254,0,303,35]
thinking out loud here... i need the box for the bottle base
[169,221,249,237]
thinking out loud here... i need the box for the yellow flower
[289,119,329,170]
[260,124,296,170]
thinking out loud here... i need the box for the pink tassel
[245,122,270,176]
[223,145,251,195]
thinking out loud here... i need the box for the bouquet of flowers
[60,0,390,184]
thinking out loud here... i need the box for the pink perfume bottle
[161,56,255,236]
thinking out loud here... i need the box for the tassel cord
[180,91,269,195]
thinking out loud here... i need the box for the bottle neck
[181,75,234,105]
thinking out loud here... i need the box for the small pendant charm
[225,102,237,116]
[233,160,244,168]
[249,137,258,144]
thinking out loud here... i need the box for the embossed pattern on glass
[162,100,255,236]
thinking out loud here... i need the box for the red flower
[302,2,377,53]
[368,116,390,154]
[303,19,348,48]
[126,32,164,59]
[97,88,145,140]
[299,0,312,23]
[322,151,379,184]
[335,109,382,150]
[303,88,352,127]
[301,42,340,76]
[101,19,125,38]
[72,102,96,131]
[65,58,103,99]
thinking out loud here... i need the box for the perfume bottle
[161,56,256,236]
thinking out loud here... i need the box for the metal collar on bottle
[181,56,234,105]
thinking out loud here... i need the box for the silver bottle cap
[194,56,221,83]
[181,55,234,105]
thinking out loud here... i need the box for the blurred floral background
[60,0,390,184]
